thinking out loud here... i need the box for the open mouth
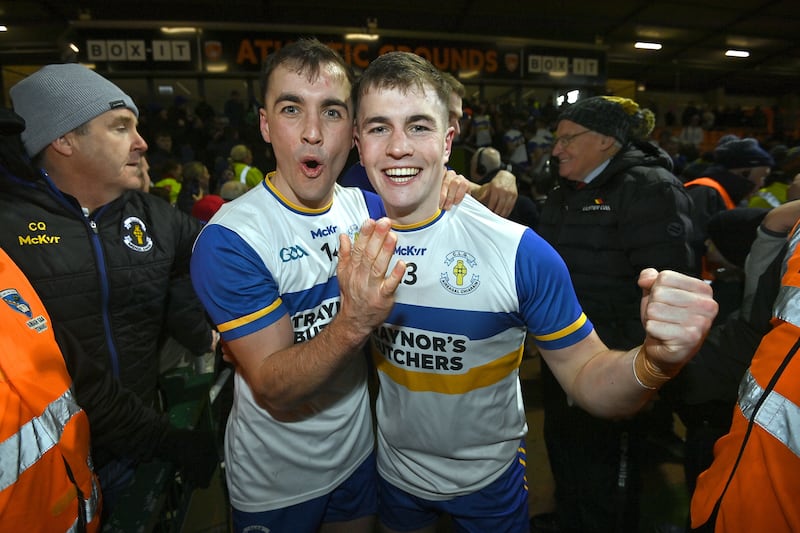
[301,156,323,176]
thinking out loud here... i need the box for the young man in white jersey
[190,39,468,533]
[352,51,719,533]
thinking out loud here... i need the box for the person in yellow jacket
[229,144,264,189]
[690,217,800,532]
[152,159,184,205]
[0,241,102,532]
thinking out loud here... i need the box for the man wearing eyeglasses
[534,96,696,533]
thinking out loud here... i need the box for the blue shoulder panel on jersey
[191,224,285,341]
[514,228,594,350]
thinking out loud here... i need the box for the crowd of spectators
[450,93,796,196]
[130,90,273,220]
[6,53,799,532]
[130,87,799,233]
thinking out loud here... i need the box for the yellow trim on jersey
[217,297,283,332]
[373,344,524,394]
[391,209,443,231]
[265,172,333,214]
[532,312,588,342]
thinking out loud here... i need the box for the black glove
[155,427,219,489]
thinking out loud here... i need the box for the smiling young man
[353,52,717,533]
[190,39,474,533]
[338,70,519,218]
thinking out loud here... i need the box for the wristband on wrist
[632,347,672,390]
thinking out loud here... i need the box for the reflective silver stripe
[738,369,800,459]
[773,227,800,327]
[757,190,781,208]
[0,388,82,491]
[773,285,800,327]
[84,473,100,525]
[54,476,99,532]
[239,165,251,184]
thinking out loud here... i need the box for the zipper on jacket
[41,170,123,379]
[85,208,122,379]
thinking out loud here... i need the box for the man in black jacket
[1,66,218,517]
[535,96,696,533]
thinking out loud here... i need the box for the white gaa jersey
[191,177,384,512]
[373,195,592,500]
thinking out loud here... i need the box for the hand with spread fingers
[337,217,406,342]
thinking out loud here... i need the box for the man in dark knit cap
[684,135,774,279]
[535,96,696,533]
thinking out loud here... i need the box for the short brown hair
[260,38,355,106]
[441,72,465,98]
[354,51,450,124]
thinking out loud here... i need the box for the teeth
[385,167,418,177]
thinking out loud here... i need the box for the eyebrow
[110,114,136,127]
[274,92,349,109]
[362,113,438,126]
[408,113,437,125]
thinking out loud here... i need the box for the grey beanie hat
[10,63,138,157]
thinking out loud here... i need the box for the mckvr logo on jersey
[310,224,337,239]
[395,245,427,256]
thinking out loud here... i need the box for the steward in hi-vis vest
[691,219,800,532]
[0,246,101,532]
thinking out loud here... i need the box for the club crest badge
[504,52,520,73]
[122,216,153,252]
[1,287,49,332]
[439,250,480,295]
[2,288,32,317]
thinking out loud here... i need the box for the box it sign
[86,39,192,62]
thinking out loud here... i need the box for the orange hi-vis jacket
[683,177,736,211]
[0,247,101,532]
[691,221,800,532]
[684,177,736,281]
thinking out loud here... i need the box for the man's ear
[353,125,363,165]
[258,108,271,143]
[443,126,455,164]
[599,134,617,151]
[50,134,74,156]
